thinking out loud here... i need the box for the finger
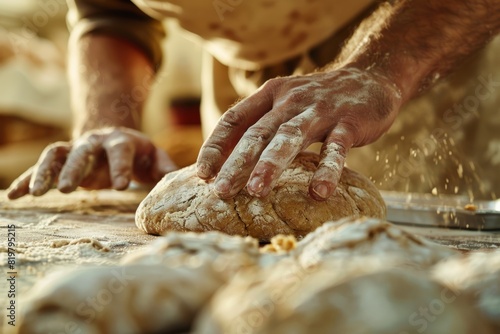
[58,135,102,193]
[212,107,295,199]
[309,125,354,201]
[103,136,135,190]
[7,167,34,200]
[246,108,317,198]
[124,130,178,183]
[29,143,70,196]
[196,79,278,180]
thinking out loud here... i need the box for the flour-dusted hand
[196,67,403,201]
[7,127,177,199]
[197,0,500,201]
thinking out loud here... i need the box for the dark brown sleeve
[66,0,166,69]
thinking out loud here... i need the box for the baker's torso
[132,0,373,70]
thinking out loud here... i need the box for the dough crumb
[464,204,477,211]
[50,238,109,252]
[261,234,297,254]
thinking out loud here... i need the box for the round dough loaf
[136,152,386,240]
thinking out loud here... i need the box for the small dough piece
[260,234,297,254]
[195,266,495,334]
[50,238,109,252]
[136,152,386,241]
[292,217,457,269]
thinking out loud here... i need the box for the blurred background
[1,1,499,200]
[0,0,204,189]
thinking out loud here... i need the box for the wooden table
[1,188,499,330]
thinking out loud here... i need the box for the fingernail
[58,180,73,193]
[313,183,329,199]
[197,163,212,179]
[30,187,44,196]
[114,176,128,190]
[7,188,21,200]
[214,178,231,196]
[248,177,264,196]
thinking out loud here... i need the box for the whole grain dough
[136,152,386,241]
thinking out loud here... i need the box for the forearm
[333,0,500,102]
[68,33,156,137]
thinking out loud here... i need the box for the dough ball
[18,232,282,334]
[292,217,457,269]
[136,152,386,241]
[18,264,223,334]
[195,266,495,334]
[122,231,276,278]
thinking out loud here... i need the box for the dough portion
[196,267,495,334]
[292,217,457,269]
[432,249,500,330]
[121,231,280,278]
[18,231,264,334]
[18,264,224,334]
[136,152,386,240]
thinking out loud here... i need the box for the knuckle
[262,77,283,92]
[277,122,303,138]
[221,108,247,128]
[244,125,274,143]
[323,140,349,160]
[43,141,69,156]
[286,90,307,104]
[104,136,133,153]
[314,162,342,183]
[334,120,359,140]
[84,133,101,147]
[110,127,129,138]
[201,141,225,157]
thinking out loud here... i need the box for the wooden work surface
[1,188,500,329]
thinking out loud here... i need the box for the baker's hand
[7,127,177,199]
[196,66,403,201]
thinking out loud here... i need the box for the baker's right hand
[7,127,177,199]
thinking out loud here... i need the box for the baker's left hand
[196,66,403,201]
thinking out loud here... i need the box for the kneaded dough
[121,231,275,279]
[17,232,270,334]
[432,249,500,329]
[195,267,495,334]
[18,264,223,334]
[292,217,457,269]
[136,152,386,241]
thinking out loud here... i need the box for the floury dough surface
[19,217,499,334]
[197,267,494,334]
[136,152,386,240]
[432,249,500,328]
[17,231,271,334]
[291,217,457,269]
